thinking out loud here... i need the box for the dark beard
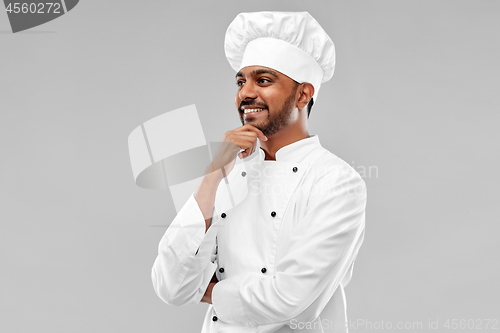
[239,84,298,137]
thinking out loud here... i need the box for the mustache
[239,100,268,110]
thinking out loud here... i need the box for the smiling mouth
[243,108,266,114]
[240,104,268,114]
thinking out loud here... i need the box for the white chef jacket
[152,135,366,332]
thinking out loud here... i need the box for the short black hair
[307,98,314,118]
[293,81,314,118]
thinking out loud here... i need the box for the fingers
[224,133,256,158]
[224,124,267,159]
[212,124,267,177]
[234,124,268,142]
[239,125,267,156]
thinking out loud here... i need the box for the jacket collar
[258,134,322,163]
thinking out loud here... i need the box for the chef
[152,11,367,333]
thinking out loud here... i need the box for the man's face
[235,66,299,137]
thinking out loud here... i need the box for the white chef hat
[224,11,335,101]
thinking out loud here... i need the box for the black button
[212,316,218,321]
[219,267,224,273]
[221,213,226,218]
[292,167,298,173]
[261,267,267,273]
[271,211,276,218]
[241,171,247,177]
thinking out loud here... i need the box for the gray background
[1,0,499,332]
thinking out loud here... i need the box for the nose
[238,80,258,101]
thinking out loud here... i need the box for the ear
[296,83,314,110]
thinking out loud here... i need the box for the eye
[236,80,245,88]
[258,78,271,84]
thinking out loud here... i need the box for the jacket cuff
[211,275,257,327]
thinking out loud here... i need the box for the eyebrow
[235,68,279,79]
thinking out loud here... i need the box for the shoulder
[307,146,367,199]
[310,146,363,181]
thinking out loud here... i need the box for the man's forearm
[194,167,224,232]
[193,126,265,232]
[201,274,219,304]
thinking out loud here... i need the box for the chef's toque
[224,11,335,101]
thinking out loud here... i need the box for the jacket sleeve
[211,167,367,326]
[151,193,219,306]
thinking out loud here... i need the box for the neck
[259,123,309,161]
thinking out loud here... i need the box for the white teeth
[244,108,264,114]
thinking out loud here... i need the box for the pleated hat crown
[224,11,335,101]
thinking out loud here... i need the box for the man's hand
[196,124,267,230]
[225,124,267,160]
[210,124,267,177]
[201,274,219,304]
